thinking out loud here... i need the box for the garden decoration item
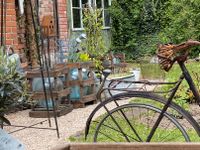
[32,77,64,108]
[157,40,200,71]
[27,22,72,117]
[61,34,97,108]
[85,40,200,143]
[64,62,97,108]
[6,46,23,74]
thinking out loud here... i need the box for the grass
[108,72,133,79]
[69,100,200,142]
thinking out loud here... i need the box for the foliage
[0,48,28,125]
[110,0,200,61]
[79,53,91,62]
[82,6,108,70]
[110,0,165,61]
[165,62,200,106]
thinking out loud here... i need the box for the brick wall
[57,0,68,39]
[0,0,19,52]
[39,0,68,39]
[0,0,68,56]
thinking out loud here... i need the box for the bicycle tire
[93,103,190,142]
[85,91,200,140]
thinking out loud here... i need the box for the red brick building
[0,0,19,52]
[0,0,68,55]
[0,0,111,60]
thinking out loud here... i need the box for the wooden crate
[63,62,97,108]
[26,66,73,118]
[53,143,200,150]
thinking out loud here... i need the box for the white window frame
[71,0,111,31]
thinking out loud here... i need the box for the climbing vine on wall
[82,6,108,70]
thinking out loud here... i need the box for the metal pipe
[29,0,52,127]
[179,61,200,104]
[43,32,60,138]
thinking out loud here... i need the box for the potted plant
[0,47,27,125]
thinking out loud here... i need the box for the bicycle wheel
[85,92,200,141]
[93,103,190,142]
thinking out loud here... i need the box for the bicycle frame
[147,61,200,141]
[179,61,200,103]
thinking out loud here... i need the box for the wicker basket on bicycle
[157,40,200,72]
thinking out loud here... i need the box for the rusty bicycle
[85,40,200,142]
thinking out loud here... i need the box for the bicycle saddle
[157,40,200,71]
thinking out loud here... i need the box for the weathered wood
[29,104,73,118]
[70,143,200,150]
[64,62,97,108]
[30,88,70,100]
[81,94,96,103]
[26,65,71,118]
[26,67,66,78]
[52,143,200,150]
[72,98,97,108]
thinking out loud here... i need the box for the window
[71,0,111,30]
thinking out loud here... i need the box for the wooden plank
[52,144,70,150]
[29,104,73,118]
[66,80,82,86]
[82,78,95,86]
[26,67,66,78]
[30,88,70,100]
[81,94,96,103]
[67,143,200,150]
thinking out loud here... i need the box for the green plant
[110,0,166,61]
[110,0,200,60]
[82,6,108,70]
[79,53,91,62]
[0,47,28,125]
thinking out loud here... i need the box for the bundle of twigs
[157,40,200,71]
[157,43,175,71]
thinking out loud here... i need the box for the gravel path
[4,100,130,150]
[4,84,156,150]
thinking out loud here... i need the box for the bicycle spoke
[98,121,140,142]
[94,103,190,142]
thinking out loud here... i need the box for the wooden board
[72,97,96,108]
[52,143,200,150]
[30,88,70,100]
[29,104,73,118]
[26,67,66,78]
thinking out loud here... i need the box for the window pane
[96,0,102,8]
[82,0,88,8]
[72,0,80,7]
[104,10,110,27]
[73,9,81,28]
[104,0,109,8]
[82,0,88,5]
